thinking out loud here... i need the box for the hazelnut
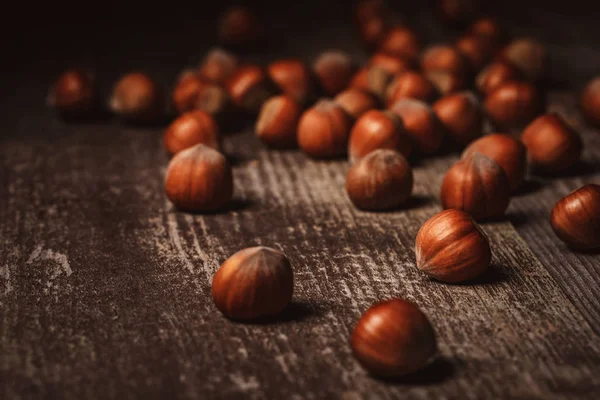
[365,67,396,101]
[334,88,379,120]
[437,0,480,26]
[433,91,483,146]
[456,35,492,72]
[164,144,233,212]
[349,67,370,92]
[348,110,413,162]
[415,209,491,283]
[551,184,600,250]
[163,110,220,155]
[462,134,527,191]
[386,71,439,106]
[354,0,390,50]
[346,149,413,210]
[255,95,301,149]
[484,81,543,131]
[581,77,600,127]
[171,74,230,117]
[421,45,468,76]
[47,69,96,118]
[351,298,437,377]
[441,152,511,220]
[425,70,466,95]
[475,61,522,96]
[501,38,547,81]
[389,99,444,155]
[368,52,412,75]
[520,113,582,173]
[197,48,238,85]
[267,59,316,105]
[297,99,352,158]
[212,246,293,320]
[313,50,356,96]
[377,26,420,62]
[225,65,277,114]
[109,72,164,123]
[217,6,263,48]
[468,17,503,49]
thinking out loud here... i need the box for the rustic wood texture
[2,1,600,399]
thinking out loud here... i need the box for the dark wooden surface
[2,1,600,399]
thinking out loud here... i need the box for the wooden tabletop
[2,1,600,399]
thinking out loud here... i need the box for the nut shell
[377,26,420,62]
[346,149,413,210]
[110,72,164,123]
[416,209,491,283]
[468,17,503,49]
[217,6,263,48]
[551,184,600,250]
[368,53,412,75]
[334,89,379,120]
[297,100,352,158]
[425,70,466,96]
[501,38,547,81]
[268,59,316,105]
[389,99,444,155]
[348,110,412,161]
[386,71,438,106]
[421,45,468,76]
[433,91,483,146]
[212,246,293,320]
[476,62,522,96]
[164,144,233,212]
[313,51,356,96]
[456,35,492,72]
[226,65,277,113]
[198,48,238,85]
[255,95,301,149]
[351,299,437,377]
[163,110,220,155]
[48,69,96,118]
[484,81,542,131]
[581,77,600,127]
[172,74,230,117]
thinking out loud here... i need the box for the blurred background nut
[389,99,444,155]
[313,50,356,96]
[348,110,413,161]
[163,110,220,155]
[255,95,301,149]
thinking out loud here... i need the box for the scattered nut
[484,81,543,131]
[218,6,263,48]
[198,48,238,85]
[425,70,467,96]
[386,71,439,106]
[456,35,492,72]
[172,74,230,117]
[109,72,164,123]
[163,110,220,155]
[389,99,444,155]
[225,65,278,114]
[313,50,356,96]
[377,26,420,61]
[268,59,316,105]
[334,88,379,120]
[581,77,600,127]
[297,99,352,158]
[551,184,600,250]
[433,91,483,146]
[47,69,96,119]
[255,95,301,149]
[421,45,468,76]
[475,61,522,96]
[501,37,547,81]
[348,110,412,161]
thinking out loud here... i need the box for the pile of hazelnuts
[47,1,600,379]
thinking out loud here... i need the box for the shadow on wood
[376,357,457,386]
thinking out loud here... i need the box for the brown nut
[462,134,527,191]
[389,99,444,155]
[47,69,97,119]
[313,50,356,96]
[501,38,547,81]
[297,99,352,158]
[163,110,220,155]
[351,299,437,377]
[171,74,230,117]
[334,88,379,120]
[377,26,420,62]
[484,81,543,131]
[456,35,492,72]
[433,91,483,146]
[468,17,503,49]
[551,184,600,250]
[437,0,480,27]
[267,59,316,105]
[421,45,468,76]
[354,0,390,50]
[225,65,277,114]
[475,61,522,96]
[386,71,439,106]
[164,144,233,212]
[212,246,293,320]
[109,72,164,123]
[348,110,413,162]
[217,6,263,48]
[255,95,301,149]
[197,48,238,85]
[581,77,600,127]
[441,152,511,220]
[425,70,467,96]
[520,113,582,173]
[368,52,412,75]
[346,149,413,210]
[349,67,370,92]
[416,209,491,283]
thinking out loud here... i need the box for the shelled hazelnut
[468,17,503,49]
[386,71,439,106]
[475,62,522,96]
[484,81,543,131]
[225,65,278,114]
[212,246,293,320]
[267,59,317,105]
[313,50,356,96]
[462,134,527,191]
[501,38,547,81]
[416,209,491,283]
[197,48,238,85]
[441,152,511,220]
[217,6,264,48]
[334,88,379,120]
[171,74,230,117]
[348,110,412,161]
[163,110,220,155]
[433,92,483,146]
[47,69,97,119]
[421,45,468,76]
[297,99,352,158]
[351,299,437,377]
[581,77,600,127]
[346,149,413,210]
[255,95,301,149]
[437,0,480,27]
[389,99,444,155]
[368,52,412,75]
[377,26,420,62]
[520,113,582,173]
[164,144,233,212]
[109,72,164,123]
[425,70,466,95]
[456,35,492,72]
[551,184,600,250]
